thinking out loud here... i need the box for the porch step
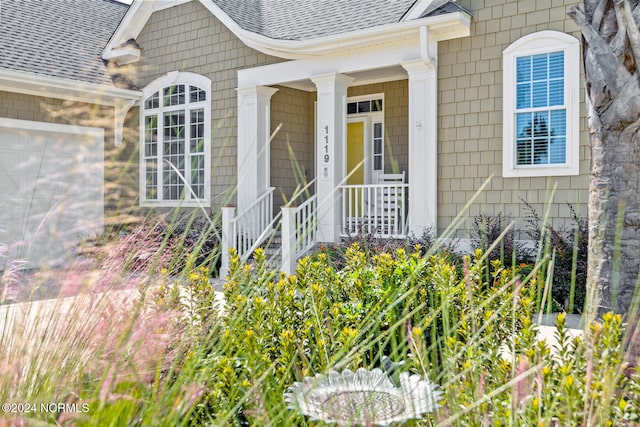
[245,231,281,270]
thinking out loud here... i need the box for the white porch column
[402,58,438,236]
[311,73,354,243]
[236,85,278,212]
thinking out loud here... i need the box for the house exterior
[0,0,589,273]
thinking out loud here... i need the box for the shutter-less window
[515,51,566,166]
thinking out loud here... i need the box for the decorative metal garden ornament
[284,367,441,426]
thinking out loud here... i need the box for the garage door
[0,118,104,269]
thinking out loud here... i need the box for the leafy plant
[522,200,588,313]
[471,212,531,267]
[2,238,639,426]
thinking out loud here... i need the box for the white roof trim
[0,69,141,106]
[402,0,435,21]
[0,116,105,137]
[103,0,192,66]
[103,0,470,62]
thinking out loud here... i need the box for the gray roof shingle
[0,0,465,84]
[419,1,470,18]
[0,0,128,86]
[210,0,419,41]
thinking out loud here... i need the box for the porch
[220,178,410,275]
[218,22,468,276]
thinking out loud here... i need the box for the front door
[346,121,364,219]
[346,122,364,185]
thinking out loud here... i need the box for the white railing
[281,194,318,274]
[340,183,409,238]
[220,187,275,276]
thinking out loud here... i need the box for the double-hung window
[140,72,211,206]
[503,31,580,177]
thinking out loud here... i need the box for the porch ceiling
[279,65,408,92]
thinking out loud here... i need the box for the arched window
[502,31,580,177]
[140,72,211,206]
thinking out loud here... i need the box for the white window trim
[502,31,580,178]
[139,71,211,207]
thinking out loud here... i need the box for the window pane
[516,83,531,109]
[146,159,157,200]
[190,138,204,153]
[358,101,370,113]
[163,84,185,106]
[372,99,383,111]
[549,51,564,79]
[144,115,158,157]
[190,154,205,199]
[164,111,185,140]
[374,122,382,139]
[374,156,382,170]
[532,81,548,108]
[163,111,185,200]
[516,139,531,165]
[347,102,357,114]
[549,137,566,164]
[550,110,566,136]
[190,86,206,102]
[533,111,550,137]
[516,112,532,138]
[516,56,531,83]
[549,79,564,106]
[374,139,382,154]
[144,92,159,109]
[145,142,157,157]
[190,108,205,154]
[533,137,548,164]
[532,54,548,81]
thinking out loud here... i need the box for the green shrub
[180,245,639,426]
[471,212,531,266]
[3,242,637,426]
[523,200,588,314]
[187,245,536,425]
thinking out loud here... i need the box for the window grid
[373,122,383,171]
[144,115,158,199]
[144,92,159,109]
[142,82,208,203]
[163,84,185,107]
[189,109,205,199]
[515,51,566,166]
[162,111,185,200]
[190,86,206,103]
[347,98,383,115]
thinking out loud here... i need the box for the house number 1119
[321,125,330,179]
[323,125,330,163]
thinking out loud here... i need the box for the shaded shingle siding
[0,0,127,86]
[129,0,283,211]
[437,0,589,238]
[270,87,315,208]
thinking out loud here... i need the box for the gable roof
[209,0,417,41]
[0,0,128,87]
[105,0,471,61]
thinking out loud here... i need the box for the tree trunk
[569,0,640,321]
